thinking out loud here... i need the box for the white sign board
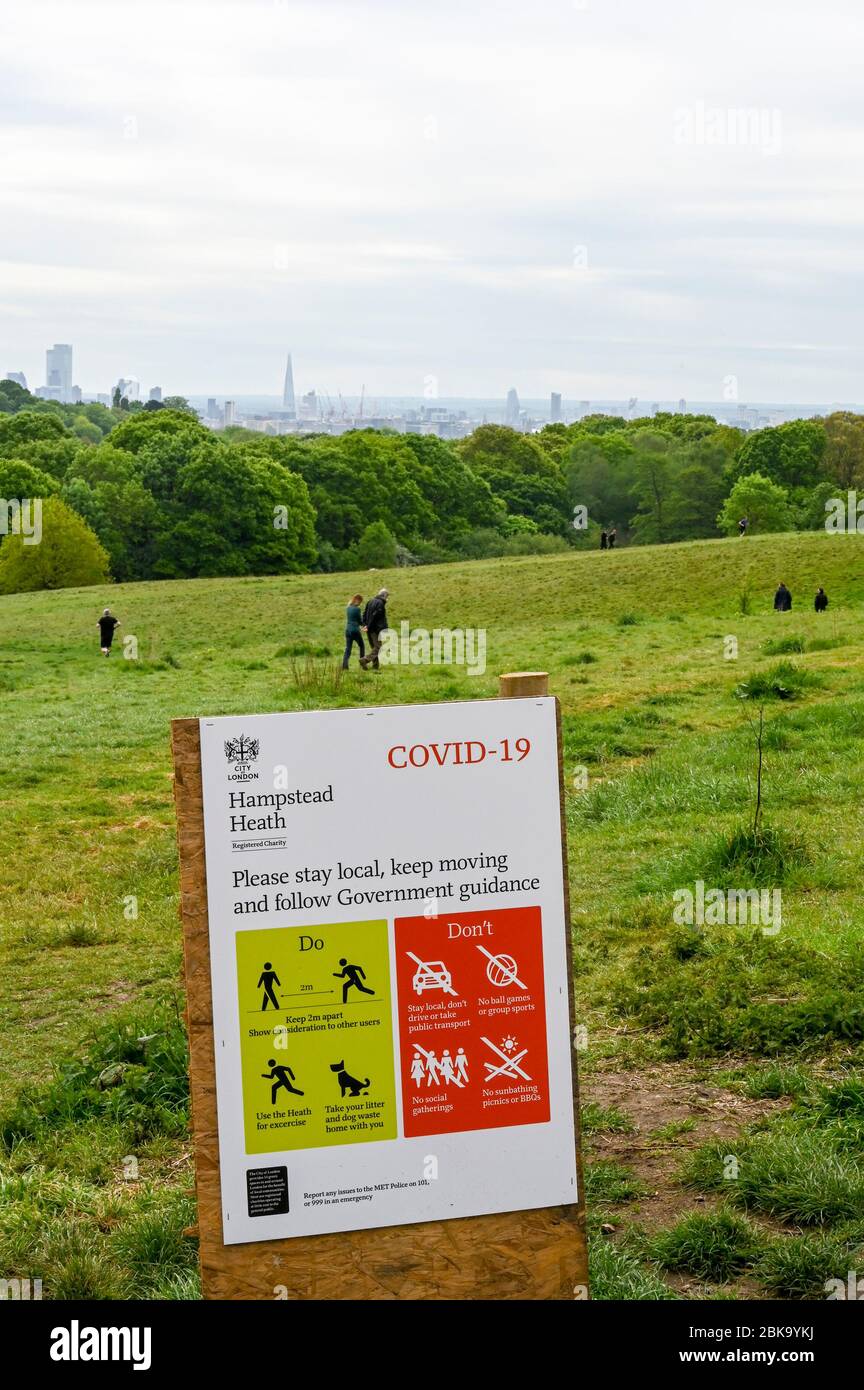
[198,697,577,1244]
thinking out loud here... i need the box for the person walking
[600,529,608,550]
[814,586,829,613]
[342,593,365,670]
[359,588,389,670]
[98,607,120,656]
[607,526,617,550]
[773,582,792,612]
[738,515,749,537]
[257,962,281,1011]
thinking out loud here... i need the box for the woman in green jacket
[342,594,365,670]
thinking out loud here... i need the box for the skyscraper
[282,352,296,416]
[223,400,236,427]
[149,385,162,402]
[505,387,520,427]
[46,343,73,401]
[550,392,562,423]
[5,371,27,390]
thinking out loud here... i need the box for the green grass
[683,1081,864,1226]
[580,1102,635,1135]
[1,528,863,1298]
[649,1210,762,1281]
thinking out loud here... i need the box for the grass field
[1,529,863,1300]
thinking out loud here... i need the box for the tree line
[0,376,862,592]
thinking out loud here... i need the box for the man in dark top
[98,607,120,656]
[600,530,608,550]
[773,582,792,612]
[814,587,828,612]
[359,588,389,670]
[607,526,617,549]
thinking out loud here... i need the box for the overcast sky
[1,0,862,402]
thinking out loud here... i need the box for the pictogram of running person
[261,1058,304,1104]
[257,961,281,1011]
[333,957,375,1004]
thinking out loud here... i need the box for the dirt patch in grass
[584,1062,788,1235]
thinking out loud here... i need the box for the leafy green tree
[663,438,729,540]
[280,431,434,550]
[822,412,864,489]
[566,430,636,533]
[0,410,69,451]
[629,430,676,544]
[731,419,826,489]
[71,415,102,444]
[154,443,316,578]
[108,408,208,456]
[0,459,61,502]
[0,379,33,414]
[399,433,503,538]
[349,520,398,569]
[717,472,793,535]
[458,425,571,536]
[0,496,111,592]
[62,445,160,582]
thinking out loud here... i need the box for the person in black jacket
[814,587,828,613]
[98,607,120,656]
[359,588,389,670]
[773,582,792,612]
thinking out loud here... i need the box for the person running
[261,1059,304,1103]
[332,958,374,1003]
[814,586,829,612]
[607,526,617,549]
[98,607,120,656]
[342,593,365,670]
[359,588,389,670]
[773,582,792,612]
[600,529,608,550]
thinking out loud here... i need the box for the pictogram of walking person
[262,1059,304,1104]
[333,958,374,1004]
[257,962,280,1011]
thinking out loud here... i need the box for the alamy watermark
[673,879,781,935]
[825,491,864,533]
[673,102,782,157]
[0,1277,42,1300]
[378,621,486,676]
[0,497,42,545]
[825,1271,864,1300]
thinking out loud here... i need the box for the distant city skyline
[2,1,862,403]
[5,339,862,418]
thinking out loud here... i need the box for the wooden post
[499,671,550,699]
[172,690,588,1300]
